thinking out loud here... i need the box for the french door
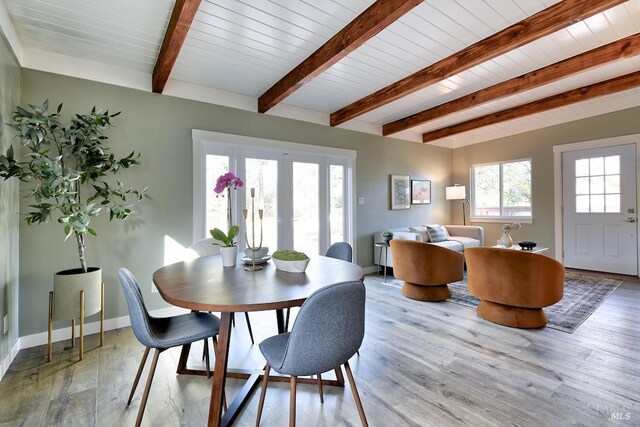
[562,143,638,275]
[196,138,352,257]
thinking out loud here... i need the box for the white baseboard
[18,306,189,350]
[0,338,21,382]
[362,265,379,275]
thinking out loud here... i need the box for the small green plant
[210,226,239,247]
[382,230,394,239]
[272,249,309,261]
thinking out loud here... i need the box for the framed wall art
[411,180,431,204]
[390,174,410,210]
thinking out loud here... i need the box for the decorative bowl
[244,247,269,259]
[273,258,310,273]
[518,241,537,250]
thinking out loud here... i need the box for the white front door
[562,143,638,275]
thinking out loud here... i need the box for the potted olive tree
[0,100,148,353]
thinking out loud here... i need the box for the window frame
[470,158,533,224]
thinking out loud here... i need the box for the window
[193,131,355,256]
[575,155,620,213]
[471,159,531,220]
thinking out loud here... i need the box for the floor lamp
[446,185,467,225]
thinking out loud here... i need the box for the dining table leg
[208,311,232,426]
[275,308,285,334]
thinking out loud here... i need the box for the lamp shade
[446,185,466,201]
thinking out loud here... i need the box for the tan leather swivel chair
[465,247,564,328]
[390,240,464,301]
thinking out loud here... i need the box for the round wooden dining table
[153,254,364,427]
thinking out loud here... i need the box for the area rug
[387,271,622,333]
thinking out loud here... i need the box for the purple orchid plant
[212,172,244,246]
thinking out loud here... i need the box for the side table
[375,241,390,283]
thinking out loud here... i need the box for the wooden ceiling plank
[257,0,422,113]
[421,69,640,143]
[384,32,640,135]
[152,0,202,94]
[331,0,627,127]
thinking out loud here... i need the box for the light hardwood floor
[1,273,639,426]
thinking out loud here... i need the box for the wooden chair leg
[204,338,211,379]
[244,312,255,344]
[135,348,161,427]
[48,291,53,362]
[255,363,270,427]
[344,360,368,427]
[128,348,150,405]
[289,375,297,427]
[71,318,76,348]
[317,373,324,403]
[79,290,85,361]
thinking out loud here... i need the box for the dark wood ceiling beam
[384,32,640,135]
[152,0,202,94]
[257,0,422,113]
[331,0,627,127]
[421,70,640,143]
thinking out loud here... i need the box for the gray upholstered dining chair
[325,242,353,262]
[189,238,255,344]
[285,242,353,331]
[255,281,368,427]
[119,268,221,427]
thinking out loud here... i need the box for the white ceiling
[2,0,640,148]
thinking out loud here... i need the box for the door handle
[622,217,637,223]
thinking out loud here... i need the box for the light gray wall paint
[0,35,20,361]
[19,69,453,336]
[452,106,640,256]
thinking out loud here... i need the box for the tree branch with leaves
[0,100,149,273]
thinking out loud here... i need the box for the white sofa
[374,225,484,268]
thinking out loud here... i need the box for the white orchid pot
[220,246,238,267]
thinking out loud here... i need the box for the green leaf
[87,228,97,236]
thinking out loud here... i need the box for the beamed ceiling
[3,0,640,148]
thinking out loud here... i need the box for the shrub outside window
[471,159,532,221]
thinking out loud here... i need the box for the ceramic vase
[498,232,513,248]
[220,246,238,267]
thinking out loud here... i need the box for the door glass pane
[591,195,605,213]
[605,194,620,213]
[245,158,278,251]
[576,195,589,212]
[206,155,230,234]
[605,156,619,174]
[575,177,589,194]
[605,175,620,194]
[590,157,604,175]
[575,159,589,176]
[590,176,604,194]
[293,162,319,255]
[329,165,344,245]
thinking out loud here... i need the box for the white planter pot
[53,267,102,319]
[220,246,238,267]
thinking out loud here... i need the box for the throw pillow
[426,225,448,243]
[409,226,430,242]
